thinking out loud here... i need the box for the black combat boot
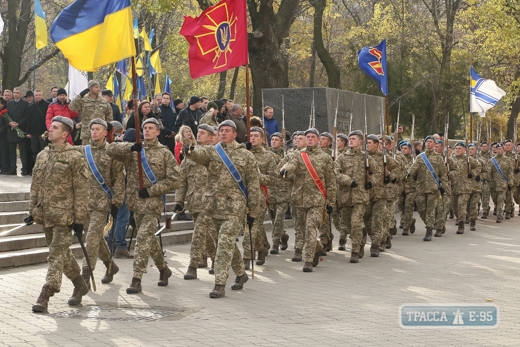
[370,243,379,257]
[280,233,289,250]
[32,284,57,312]
[208,259,215,274]
[292,249,302,262]
[338,238,346,251]
[385,235,392,249]
[209,284,226,298]
[270,244,279,254]
[313,242,323,267]
[158,266,172,286]
[434,229,443,237]
[126,277,142,294]
[470,220,476,231]
[410,218,416,234]
[68,275,89,306]
[457,221,465,234]
[449,211,454,219]
[184,266,197,280]
[402,228,409,236]
[101,261,119,284]
[231,273,249,290]
[198,257,208,268]
[482,207,489,219]
[243,258,250,270]
[256,249,268,265]
[423,227,433,241]
[302,262,313,272]
[359,230,367,259]
[350,252,359,263]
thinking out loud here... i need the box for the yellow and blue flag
[50,0,136,72]
[470,67,506,117]
[358,39,388,96]
[35,0,47,50]
[140,28,152,51]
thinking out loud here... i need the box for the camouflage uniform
[331,146,348,240]
[242,145,276,261]
[480,150,492,214]
[398,153,416,231]
[365,149,400,246]
[70,94,113,144]
[487,153,513,222]
[452,153,480,223]
[434,156,456,232]
[174,151,211,269]
[334,148,380,254]
[282,146,337,264]
[269,147,291,248]
[504,151,515,216]
[467,154,487,223]
[383,150,406,242]
[107,139,180,279]
[199,111,219,127]
[30,143,89,291]
[75,139,125,272]
[408,149,448,231]
[186,141,263,286]
[318,146,333,245]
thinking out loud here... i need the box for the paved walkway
[0,212,518,346]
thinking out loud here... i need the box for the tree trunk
[309,39,316,87]
[229,67,240,100]
[309,0,341,89]
[217,71,227,99]
[507,91,520,140]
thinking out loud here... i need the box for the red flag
[180,0,248,79]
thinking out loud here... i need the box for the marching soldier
[487,143,513,223]
[184,120,263,298]
[70,80,113,145]
[503,140,515,218]
[280,128,337,272]
[433,140,455,237]
[334,133,349,250]
[334,130,380,263]
[107,118,180,294]
[408,136,448,241]
[318,132,334,251]
[468,143,486,231]
[269,132,291,254]
[243,127,277,267]
[31,116,90,312]
[179,124,214,280]
[398,141,417,236]
[480,142,492,219]
[75,119,125,289]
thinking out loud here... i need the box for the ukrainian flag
[35,0,47,50]
[50,0,136,72]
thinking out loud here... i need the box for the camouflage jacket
[451,154,481,194]
[321,146,332,156]
[199,110,219,127]
[487,154,513,192]
[174,149,208,214]
[270,147,291,204]
[74,139,125,212]
[480,150,492,162]
[408,149,448,195]
[30,142,90,227]
[70,94,113,140]
[393,151,408,195]
[402,153,417,194]
[250,145,277,210]
[282,145,337,208]
[368,149,401,200]
[334,148,381,206]
[470,155,489,192]
[186,140,263,219]
[107,139,180,215]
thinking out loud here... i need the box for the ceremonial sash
[260,185,269,205]
[85,145,112,199]
[301,152,327,201]
[215,143,248,198]
[419,152,442,189]
[140,148,166,211]
[491,157,508,183]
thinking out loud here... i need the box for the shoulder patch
[57,160,69,165]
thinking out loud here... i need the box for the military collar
[89,138,106,148]
[305,146,319,153]
[49,142,69,151]
[251,145,265,153]
[219,140,241,149]
[143,138,159,149]
[348,147,362,154]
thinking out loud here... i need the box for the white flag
[470,67,506,117]
[0,15,4,34]
[66,64,88,100]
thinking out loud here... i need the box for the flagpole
[131,56,144,189]
[33,47,37,90]
[385,96,390,136]
[245,63,251,140]
[470,113,473,143]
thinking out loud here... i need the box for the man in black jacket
[173,96,203,136]
[102,90,122,123]
[158,93,176,153]
[6,87,31,175]
[27,89,49,164]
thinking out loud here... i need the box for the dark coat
[173,107,203,136]
[28,99,50,136]
[158,104,176,148]
[110,103,122,123]
[6,99,30,142]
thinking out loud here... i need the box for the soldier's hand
[24,215,34,225]
[467,173,473,179]
[475,175,481,182]
[110,204,119,217]
[384,175,391,184]
[246,214,255,229]
[184,145,195,154]
[365,182,373,190]
[72,223,83,236]
[79,88,89,97]
[173,204,184,213]
[245,142,252,150]
[350,181,358,188]
[515,168,520,174]
[130,143,142,152]
[138,188,150,198]
[279,168,288,178]
[326,204,333,215]
[508,185,512,191]
[439,187,445,195]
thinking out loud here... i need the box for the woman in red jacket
[174,125,196,164]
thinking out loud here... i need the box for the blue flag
[163,75,173,107]
[358,39,388,96]
[116,59,127,75]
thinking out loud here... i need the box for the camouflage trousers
[339,204,366,253]
[332,203,347,241]
[381,199,397,241]
[133,214,167,279]
[293,207,304,250]
[83,209,112,271]
[318,208,331,245]
[491,190,506,221]
[505,188,514,215]
[398,192,416,229]
[295,207,323,263]
[272,202,289,247]
[453,193,470,222]
[243,208,268,259]
[513,186,520,206]
[43,226,81,292]
[363,200,387,245]
[466,192,481,222]
[416,192,440,229]
[189,212,216,268]
[481,181,490,210]
[434,194,450,230]
[197,214,245,286]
